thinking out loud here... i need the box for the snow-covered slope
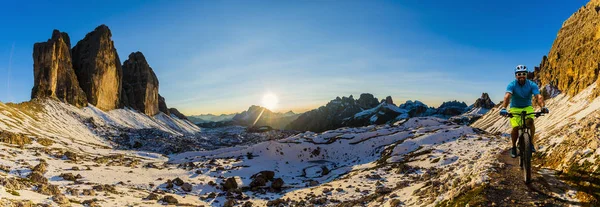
[167,117,505,206]
[0,110,506,206]
[0,99,200,153]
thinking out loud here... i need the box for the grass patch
[436,185,487,207]
[0,131,32,148]
[6,188,20,196]
[36,138,54,147]
[5,100,44,121]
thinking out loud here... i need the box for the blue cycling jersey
[506,80,540,108]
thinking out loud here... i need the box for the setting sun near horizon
[262,93,279,111]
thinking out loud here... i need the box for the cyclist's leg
[524,106,536,151]
[509,107,522,158]
[511,127,519,147]
[509,107,523,148]
[526,118,535,149]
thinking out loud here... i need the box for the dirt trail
[482,149,585,207]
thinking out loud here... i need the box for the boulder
[82,189,96,196]
[72,24,123,111]
[181,183,193,192]
[31,30,88,107]
[161,195,178,204]
[52,194,70,205]
[222,177,238,191]
[28,172,48,184]
[121,52,160,116]
[172,177,184,186]
[32,161,48,174]
[271,178,284,191]
[37,184,61,196]
[251,171,275,181]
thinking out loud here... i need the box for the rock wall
[122,52,159,116]
[31,30,87,107]
[72,25,123,111]
[537,0,600,98]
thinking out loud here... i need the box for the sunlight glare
[262,93,279,110]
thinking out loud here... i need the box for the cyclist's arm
[502,92,511,109]
[535,94,545,108]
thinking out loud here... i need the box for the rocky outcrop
[72,25,123,111]
[169,108,189,120]
[449,94,494,125]
[158,94,169,115]
[472,93,495,109]
[436,101,468,117]
[31,30,88,107]
[357,93,380,109]
[385,96,394,105]
[536,0,600,98]
[121,52,159,116]
[399,100,436,117]
[342,102,407,127]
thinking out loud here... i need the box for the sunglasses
[516,72,528,77]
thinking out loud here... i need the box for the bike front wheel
[522,132,532,184]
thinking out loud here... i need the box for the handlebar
[505,111,547,118]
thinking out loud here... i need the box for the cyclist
[499,65,549,158]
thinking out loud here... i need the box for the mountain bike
[506,111,546,184]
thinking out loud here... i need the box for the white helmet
[515,65,527,73]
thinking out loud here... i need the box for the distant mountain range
[192,93,496,132]
[286,93,495,132]
[195,106,301,129]
[231,105,301,129]
[188,113,237,124]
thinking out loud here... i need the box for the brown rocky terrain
[72,24,123,111]
[31,30,88,107]
[536,0,600,99]
[121,52,160,116]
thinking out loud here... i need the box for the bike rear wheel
[522,132,532,184]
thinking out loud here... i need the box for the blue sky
[0,0,590,115]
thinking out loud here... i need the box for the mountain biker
[499,65,549,158]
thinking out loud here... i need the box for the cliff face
[31,30,87,107]
[537,0,600,98]
[158,94,170,115]
[72,25,123,111]
[122,52,159,116]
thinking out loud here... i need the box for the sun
[262,93,279,111]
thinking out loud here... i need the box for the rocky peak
[31,30,87,107]
[437,100,468,117]
[72,24,123,111]
[357,93,379,109]
[385,96,394,105]
[536,0,600,98]
[121,52,160,116]
[399,100,435,117]
[473,93,495,109]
